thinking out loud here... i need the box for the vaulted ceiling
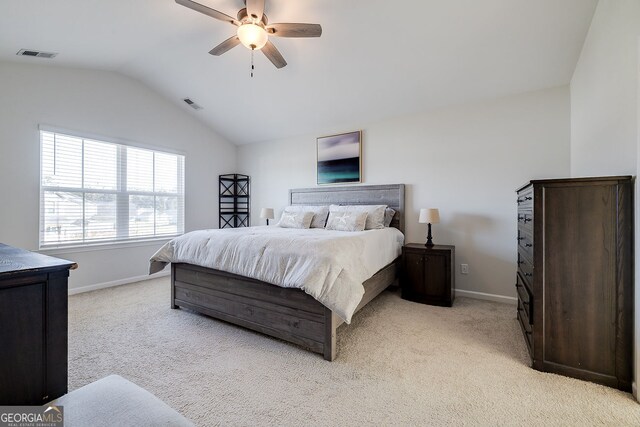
[0,0,597,145]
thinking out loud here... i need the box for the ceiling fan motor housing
[237,8,268,25]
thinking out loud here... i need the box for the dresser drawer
[517,209,534,230]
[516,273,532,323]
[517,301,533,356]
[518,250,534,287]
[517,297,531,328]
[517,187,533,209]
[517,227,534,260]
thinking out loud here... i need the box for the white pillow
[325,211,368,232]
[277,211,315,229]
[384,208,396,227]
[282,205,329,229]
[329,205,387,230]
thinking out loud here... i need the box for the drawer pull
[524,217,532,223]
[525,243,533,248]
[518,215,524,222]
[524,273,533,277]
[525,196,532,201]
[517,260,524,265]
[517,236,524,241]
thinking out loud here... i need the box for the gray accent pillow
[282,205,329,228]
[325,211,368,232]
[384,208,396,227]
[277,211,315,229]
[329,204,387,230]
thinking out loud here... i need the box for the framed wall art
[316,130,362,185]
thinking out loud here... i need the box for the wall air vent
[183,98,203,110]
[16,49,58,59]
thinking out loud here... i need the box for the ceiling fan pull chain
[251,48,255,78]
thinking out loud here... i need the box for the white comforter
[149,226,404,323]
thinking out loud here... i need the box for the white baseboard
[632,382,637,400]
[456,288,517,305]
[68,271,170,295]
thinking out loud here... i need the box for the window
[40,129,184,248]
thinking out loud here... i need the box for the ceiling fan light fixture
[237,23,268,50]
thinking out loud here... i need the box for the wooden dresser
[516,176,633,391]
[0,244,76,404]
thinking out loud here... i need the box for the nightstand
[401,244,455,307]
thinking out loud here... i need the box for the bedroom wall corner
[570,0,640,177]
[0,61,237,291]
[237,86,571,300]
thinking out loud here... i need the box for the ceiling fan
[175,0,322,70]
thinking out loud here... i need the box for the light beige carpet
[68,277,640,426]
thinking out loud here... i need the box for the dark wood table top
[404,243,455,251]
[0,243,77,276]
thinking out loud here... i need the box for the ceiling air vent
[183,98,203,110]
[16,49,58,59]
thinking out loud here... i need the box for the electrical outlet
[461,264,469,274]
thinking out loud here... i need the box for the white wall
[0,61,236,291]
[569,0,640,399]
[238,86,570,300]
[570,0,640,176]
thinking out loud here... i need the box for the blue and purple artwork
[317,131,361,185]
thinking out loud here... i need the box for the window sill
[38,236,178,255]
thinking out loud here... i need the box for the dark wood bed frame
[170,184,405,360]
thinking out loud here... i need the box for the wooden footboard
[171,260,398,361]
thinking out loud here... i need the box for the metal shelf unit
[219,174,250,228]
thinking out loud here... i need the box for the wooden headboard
[289,184,405,234]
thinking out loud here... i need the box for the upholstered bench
[49,375,194,427]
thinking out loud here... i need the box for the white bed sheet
[149,226,404,323]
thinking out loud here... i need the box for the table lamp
[419,208,440,247]
[260,208,275,225]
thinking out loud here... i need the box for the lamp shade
[260,208,275,220]
[419,208,440,224]
[237,23,268,50]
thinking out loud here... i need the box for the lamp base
[425,223,434,247]
[266,219,270,226]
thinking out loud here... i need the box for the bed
[153,184,404,360]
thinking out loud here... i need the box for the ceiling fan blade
[261,41,287,69]
[175,0,239,26]
[209,36,241,56]
[246,0,265,23]
[266,23,322,38]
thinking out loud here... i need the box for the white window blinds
[40,130,185,248]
